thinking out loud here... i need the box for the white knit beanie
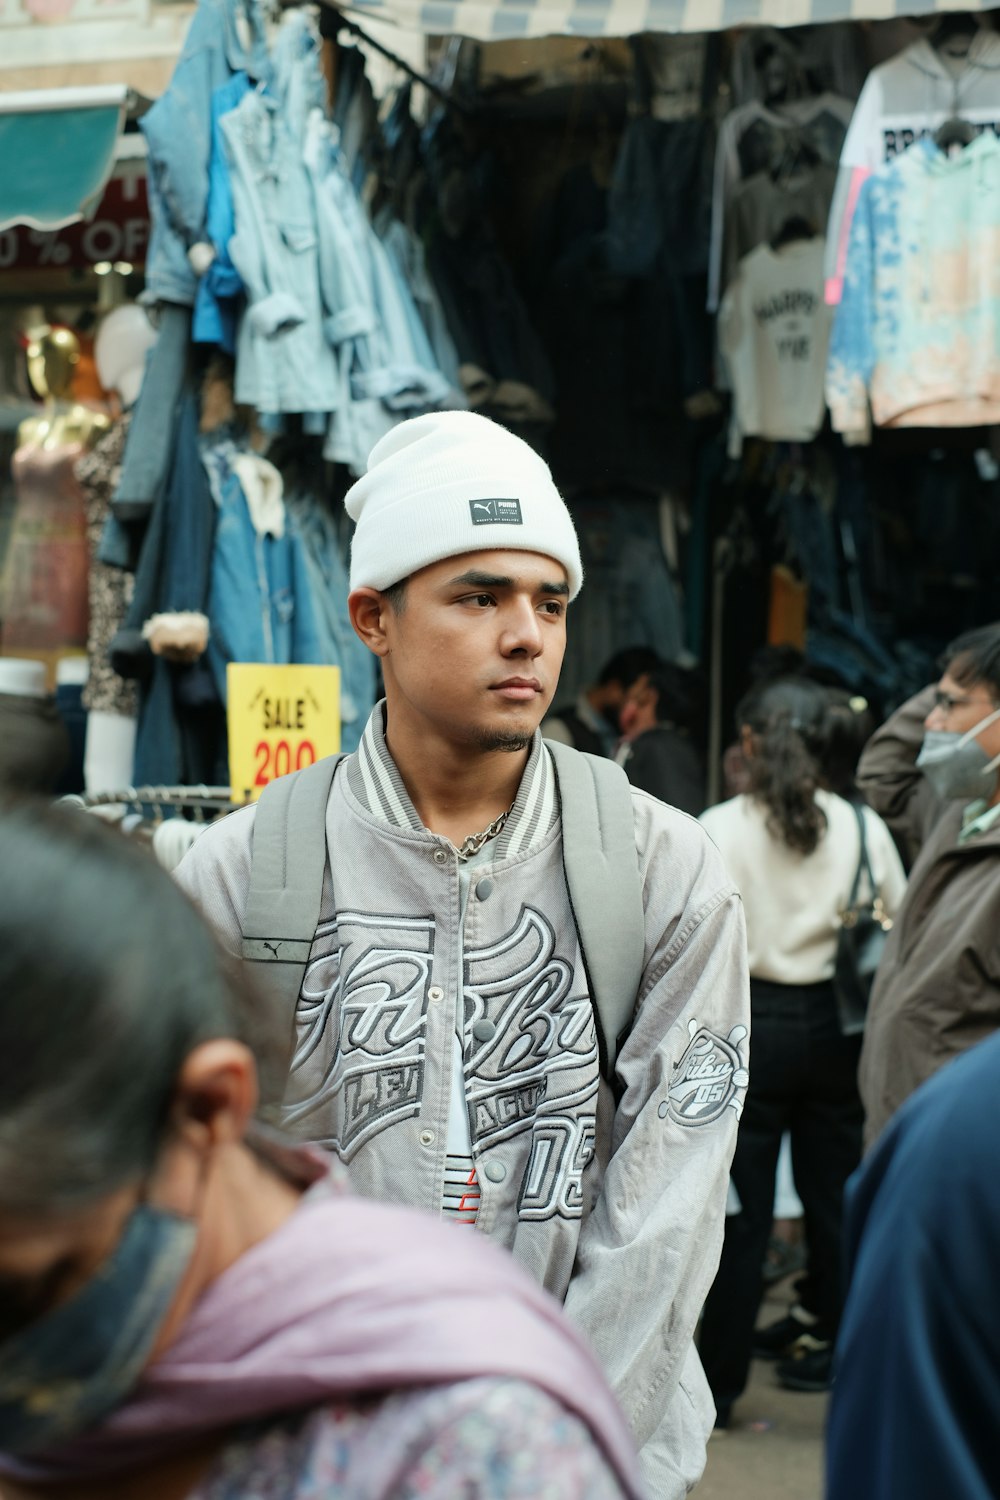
[345,411,583,599]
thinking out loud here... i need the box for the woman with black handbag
[696,677,905,1429]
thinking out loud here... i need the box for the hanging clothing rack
[62,785,241,817]
[319,6,470,112]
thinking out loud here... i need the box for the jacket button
[419,1129,435,1146]
[432,848,449,866]
[428,986,444,1003]
[475,878,494,901]
[473,1018,496,1041]
[484,1161,506,1183]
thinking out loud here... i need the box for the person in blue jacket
[826,1028,1000,1500]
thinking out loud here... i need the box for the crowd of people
[1,409,999,1499]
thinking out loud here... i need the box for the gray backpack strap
[547,740,645,1090]
[242,755,344,1079]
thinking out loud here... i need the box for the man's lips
[490,678,543,700]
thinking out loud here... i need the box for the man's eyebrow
[448,570,513,589]
[447,570,570,597]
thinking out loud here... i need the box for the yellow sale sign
[227,663,341,802]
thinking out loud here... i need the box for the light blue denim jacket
[303,116,458,472]
[367,210,458,413]
[378,214,463,396]
[141,0,269,307]
[201,433,324,701]
[221,13,339,417]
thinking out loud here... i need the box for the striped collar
[345,701,559,860]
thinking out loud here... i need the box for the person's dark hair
[737,677,830,855]
[816,688,875,801]
[644,663,701,735]
[746,643,806,687]
[381,579,408,614]
[0,801,276,1216]
[943,623,1000,701]
[597,646,663,690]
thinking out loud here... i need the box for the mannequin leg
[84,709,137,794]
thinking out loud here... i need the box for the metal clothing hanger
[930,10,987,149]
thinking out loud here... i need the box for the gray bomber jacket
[176,709,750,1497]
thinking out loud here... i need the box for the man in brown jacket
[857,624,1000,1146]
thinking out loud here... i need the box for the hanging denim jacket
[285,492,376,753]
[201,434,324,702]
[359,226,455,413]
[141,0,270,308]
[330,43,378,193]
[377,211,464,398]
[193,72,252,354]
[109,302,191,540]
[303,112,385,473]
[221,14,339,418]
[304,117,455,473]
[110,395,220,786]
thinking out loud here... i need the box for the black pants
[698,979,862,1413]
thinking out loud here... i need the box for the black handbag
[833,802,893,1037]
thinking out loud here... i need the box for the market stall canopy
[340,0,992,42]
[0,84,128,232]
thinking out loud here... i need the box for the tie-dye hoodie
[826,132,1000,442]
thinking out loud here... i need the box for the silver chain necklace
[453,804,514,861]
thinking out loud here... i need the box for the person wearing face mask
[856,623,1000,1148]
[0,801,643,1500]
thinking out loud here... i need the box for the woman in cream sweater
[697,677,905,1428]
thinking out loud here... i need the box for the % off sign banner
[227,663,340,802]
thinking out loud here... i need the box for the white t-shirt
[700,790,906,986]
[718,237,831,456]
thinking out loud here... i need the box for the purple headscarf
[0,1160,641,1496]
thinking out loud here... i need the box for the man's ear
[169,1040,259,1152]
[349,588,392,658]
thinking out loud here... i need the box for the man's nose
[924,705,946,731]
[500,598,544,655]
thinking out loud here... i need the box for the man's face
[924,667,1000,761]
[619,675,657,740]
[595,682,626,732]
[378,549,569,752]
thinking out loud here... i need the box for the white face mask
[916,704,1000,801]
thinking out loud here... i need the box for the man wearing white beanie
[178,410,749,1498]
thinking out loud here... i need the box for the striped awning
[342,0,989,41]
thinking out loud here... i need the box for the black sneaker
[776,1344,833,1392]
[753,1309,829,1361]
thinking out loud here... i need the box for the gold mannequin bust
[18,325,110,451]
